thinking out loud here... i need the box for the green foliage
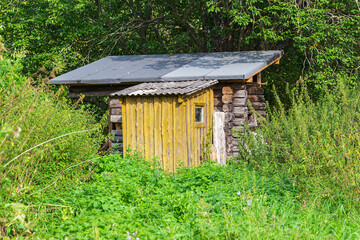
[239,77,360,207]
[1,0,358,100]
[0,53,104,236]
[14,153,359,239]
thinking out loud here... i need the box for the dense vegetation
[0,0,359,239]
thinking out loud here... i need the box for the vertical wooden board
[154,97,162,166]
[173,101,179,171]
[161,97,169,171]
[185,98,192,167]
[200,128,204,164]
[178,102,186,168]
[136,97,144,155]
[122,98,127,154]
[190,96,197,167]
[210,89,214,125]
[129,97,137,151]
[148,98,155,160]
[143,98,150,160]
[168,97,174,172]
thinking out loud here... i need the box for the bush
[238,77,360,207]
[0,53,105,235]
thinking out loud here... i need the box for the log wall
[109,98,123,154]
[213,81,266,157]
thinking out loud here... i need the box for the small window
[195,107,203,123]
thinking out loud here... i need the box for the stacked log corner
[109,98,123,154]
[213,82,266,157]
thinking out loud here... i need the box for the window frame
[194,103,206,128]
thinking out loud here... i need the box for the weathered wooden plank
[247,95,265,102]
[174,99,182,169]
[249,102,266,110]
[233,118,246,126]
[190,97,195,167]
[148,98,155,160]
[222,103,233,112]
[111,108,122,115]
[234,84,246,90]
[233,98,246,107]
[129,97,137,150]
[154,97,162,164]
[122,99,128,153]
[256,72,262,84]
[109,98,122,108]
[213,112,227,165]
[222,94,233,104]
[136,97,144,154]
[110,115,122,123]
[111,130,123,136]
[233,107,248,118]
[186,97,192,166]
[247,86,264,95]
[225,112,234,122]
[169,97,175,171]
[233,90,247,98]
[161,96,169,171]
[69,85,130,93]
[68,91,119,98]
[222,86,234,95]
[144,98,151,160]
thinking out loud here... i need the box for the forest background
[0,0,360,239]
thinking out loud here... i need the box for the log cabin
[50,51,283,170]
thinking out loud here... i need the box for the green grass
[16,153,359,239]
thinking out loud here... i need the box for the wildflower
[247,200,252,205]
[127,237,131,240]
[127,232,130,236]
[272,214,275,218]
[281,224,284,227]
[294,225,298,228]
[136,238,140,240]
[133,232,137,236]
[237,191,241,196]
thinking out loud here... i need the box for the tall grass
[0,54,105,235]
[239,78,360,207]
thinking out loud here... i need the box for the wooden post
[213,112,227,165]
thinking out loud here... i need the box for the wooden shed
[49,51,283,170]
[111,80,216,171]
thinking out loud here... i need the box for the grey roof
[50,51,283,85]
[111,80,218,96]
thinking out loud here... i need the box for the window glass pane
[195,107,203,123]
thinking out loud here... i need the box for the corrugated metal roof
[49,51,283,85]
[111,80,218,96]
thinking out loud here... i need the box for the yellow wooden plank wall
[121,89,213,171]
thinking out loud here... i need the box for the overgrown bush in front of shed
[238,77,360,207]
[0,53,105,235]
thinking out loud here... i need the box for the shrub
[0,53,105,235]
[238,77,360,207]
